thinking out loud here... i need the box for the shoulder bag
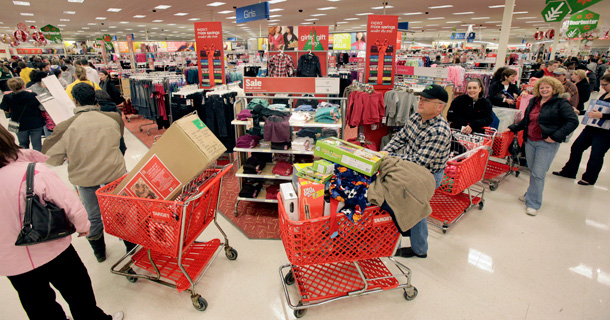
[7,104,26,134]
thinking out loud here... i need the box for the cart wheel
[442,229,447,234]
[225,248,238,260]
[192,295,208,311]
[284,270,295,285]
[489,183,498,191]
[478,201,484,210]
[403,287,418,301]
[294,301,307,318]
[515,171,520,177]
[126,268,138,283]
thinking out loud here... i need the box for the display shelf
[236,164,293,180]
[236,188,278,204]
[233,147,314,155]
[231,119,341,129]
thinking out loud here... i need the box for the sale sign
[298,26,329,51]
[365,15,398,89]
[194,22,225,88]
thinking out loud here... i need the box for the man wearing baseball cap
[552,67,579,110]
[380,84,452,258]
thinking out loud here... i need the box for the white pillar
[549,22,561,60]
[495,0,515,68]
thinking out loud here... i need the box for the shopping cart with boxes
[96,164,237,311]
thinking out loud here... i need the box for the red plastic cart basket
[483,129,524,190]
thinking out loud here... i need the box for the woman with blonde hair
[65,66,101,101]
[571,69,591,115]
[507,76,579,216]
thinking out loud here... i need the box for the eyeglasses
[601,82,610,87]
[419,97,443,105]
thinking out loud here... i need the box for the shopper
[571,69,591,115]
[18,61,34,84]
[96,90,127,155]
[99,70,123,105]
[60,65,74,84]
[380,84,452,258]
[65,66,101,101]
[0,125,124,320]
[488,68,526,108]
[554,74,610,186]
[42,83,134,262]
[0,78,45,151]
[64,58,76,79]
[28,71,50,96]
[507,77,579,216]
[532,60,560,78]
[552,67,579,110]
[447,78,493,134]
[80,58,100,84]
[53,68,69,89]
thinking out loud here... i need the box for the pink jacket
[0,150,90,276]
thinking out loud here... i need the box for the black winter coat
[0,91,45,130]
[488,81,522,108]
[98,100,127,155]
[297,54,321,77]
[508,95,578,143]
[575,79,591,115]
[100,79,124,105]
[447,95,493,133]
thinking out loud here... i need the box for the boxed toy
[298,178,325,220]
[314,137,384,176]
[313,159,334,175]
[279,183,299,221]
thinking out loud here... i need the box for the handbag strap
[22,163,36,226]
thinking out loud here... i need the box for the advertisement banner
[236,2,269,24]
[40,24,62,44]
[134,41,168,53]
[126,34,136,70]
[365,15,398,89]
[268,26,298,51]
[351,32,366,50]
[332,33,351,50]
[298,26,329,51]
[244,77,339,94]
[194,22,225,88]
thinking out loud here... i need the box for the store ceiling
[2,0,609,45]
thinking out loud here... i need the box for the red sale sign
[298,26,329,51]
[365,15,398,89]
[194,22,225,88]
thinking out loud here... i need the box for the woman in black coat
[98,70,124,105]
[0,78,45,151]
[488,68,526,108]
[571,69,591,115]
[447,78,493,134]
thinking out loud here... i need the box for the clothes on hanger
[384,88,419,127]
[297,53,322,77]
[268,54,295,77]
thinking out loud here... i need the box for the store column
[495,0,515,68]
[549,22,561,60]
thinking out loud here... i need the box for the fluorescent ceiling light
[344,18,359,20]
[446,21,461,23]
[429,5,453,9]
[486,20,501,23]
[427,24,439,26]
[188,18,200,21]
[441,27,453,29]
[226,16,236,19]
[410,26,422,29]
[154,5,171,9]
[269,8,283,12]
[133,15,145,18]
[453,12,474,15]
[268,19,280,22]
[336,21,348,24]
[178,26,186,28]
[471,17,489,20]
[152,20,163,22]
[372,5,393,9]
[355,12,373,16]
[120,21,129,24]
[63,11,75,14]
[328,0,341,1]
[488,5,504,8]
[68,0,84,2]
[207,2,225,6]
[403,12,423,15]
[318,7,336,10]
[60,18,70,21]
[218,10,233,14]
[427,17,444,20]
[305,18,318,21]
[237,24,246,26]
[409,21,422,23]
[268,0,286,3]
[269,15,281,18]
[58,24,66,27]
[137,24,145,27]
[516,17,536,20]
[95,17,106,20]
[81,27,89,29]
[87,23,96,25]
[13,1,30,6]
[525,20,544,23]
[20,12,33,16]
[107,8,121,12]
[151,27,159,30]
[24,20,35,23]
[311,13,326,16]
[168,23,176,25]
[302,22,313,24]
[109,26,117,28]
[125,28,133,30]
[513,11,528,14]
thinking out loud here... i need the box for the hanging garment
[268,54,295,77]
[297,54,322,77]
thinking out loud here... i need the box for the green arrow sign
[542,1,570,22]
[567,9,599,36]
[566,0,603,14]
[40,24,62,44]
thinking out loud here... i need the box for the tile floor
[1,104,609,320]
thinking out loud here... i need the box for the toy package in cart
[314,137,384,176]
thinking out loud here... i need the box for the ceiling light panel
[154,5,171,9]
[403,12,422,15]
[488,5,504,8]
[372,5,393,9]
[226,16,236,19]
[446,21,461,23]
[305,18,318,21]
[188,18,200,21]
[268,0,286,3]
[152,20,163,22]
[20,12,34,16]
[471,17,489,20]
[24,20,35,23]
[68,0,84,2]
[95,17,106,20]
[63,11,75,14]
[133,15,145,18]
[355,12,373,16]
[107,8,121,12]
[60,18,70,21]
[336,21,348,24]
[427,17,444,20]
[269,8,283,12]
[120,21,129,24]
[311,14,326,16]
[429,5,453,9]
[207,2,225,6]
[218,10,233,14]
[453,12,474,15]
[317,7,336,10]
[13,1,30,6]
[269,15,281,18]
[344,18,359,20]
[87,23,96,25]
[513,11,528,14]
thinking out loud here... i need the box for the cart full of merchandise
[278,197,418,318]
[428,130,494,233]
[96,164,237,311]
[483,128,524,191]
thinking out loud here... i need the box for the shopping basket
[278,196,418,318]
[429,130,493,233]
[96,163,237,311]
[483,128,524,191]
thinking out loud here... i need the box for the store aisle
[1,112,609,320]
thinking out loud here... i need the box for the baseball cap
[553,68,568,75]
[415,84,448,103]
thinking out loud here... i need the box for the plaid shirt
[382,113,451,173]
[268,54,295,77]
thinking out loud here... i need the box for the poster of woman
[351,32,366,50]
[268,26,284,51]
[283,26,298,50]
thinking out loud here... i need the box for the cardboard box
[313,159,334,175]
[314,137,384,176]
[114,114,226,200]
[279,183,299,221]
[298,178,325,220]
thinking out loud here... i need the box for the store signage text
[236,2,269,24]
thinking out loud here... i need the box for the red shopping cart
[96,164,237,311]
[483,128,524,191]
[428,130,493,233]
[278,197,417,318]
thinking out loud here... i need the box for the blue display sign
[397,22,409,30]
[451,33,466,40]
[466,32,475,43]
[236,2,270,24]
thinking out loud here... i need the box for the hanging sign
[332,33,351,50]
[541,1,569,23]
[451,33,466,40]
[236,2,269,24]
[244,77,339,94]
[194,21,226,88]
[565,0,603,13]
[566,10,600,38]
[396,66,449,78]
[298,26,329,51]
[40,24,62,44]
[364,15,398,89]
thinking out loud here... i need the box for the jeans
[524,140,560,210]
[7,245,111,320]
[77,185,104,240]
[560,126,610,185]
[16,127,44,152]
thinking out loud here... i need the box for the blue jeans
[77,185,104,240]
[16,127,44,152]
[524,140,560,210]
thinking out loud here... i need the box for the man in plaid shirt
[381,84,451,258]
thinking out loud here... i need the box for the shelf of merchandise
[231,119,342,128]
[235,164,293,181]
[233,147,314,155]
[236,188,278,204]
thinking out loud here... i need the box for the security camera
[480,24,483,27]
[152,9,156,13]
[101,23,104,25]
[425,12,429,14]
[299,9,303,12]
[233,6,236,9]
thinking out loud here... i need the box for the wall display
[298,26,329,51]
[194,22,226,88]
[365,15,398,89]
[268,26,298,51]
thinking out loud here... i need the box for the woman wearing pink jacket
[0,125,123,320]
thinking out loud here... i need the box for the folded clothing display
[272,161,293,176]
[265,184,281,200]
[296,128,317,141]
[243,156,267,174]
[295,95,319,109]
[273,153,291,163]
[236,134,262,148]
[318,102,339,109]
[315,105,341,124]
[271,142,291,150]
[289,111,313,124]
[269,104,288,111]
[321,128,339,139]
[263,114,291,143]
[239,181,263,198]
[247,98,268,110]
[236,109,252,120]
[294,154,314,163]
[295,105,315,112]
[292,137,314,151]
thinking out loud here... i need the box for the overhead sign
[397,22,409,30]
[332,33,351,50]
[365,15,398,89]
[466,32,476,43]
[40,24,62,44]
[542,1,569,22]
[298,26,329,51]
[565,0,603,13]
[236,2,269,24]
[194,22,226,88]
[396,66,449,78]
[566,9,600,37]
[451,33,466,40]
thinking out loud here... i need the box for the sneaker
[519,195,526,202]
[112,311,124,320]
[395,247,427,258]
[526,207,538,216]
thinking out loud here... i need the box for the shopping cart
[96,164,237,311]
[278,197,417,318]
[483,128,524,191]
[428,130,494,233]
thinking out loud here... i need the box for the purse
[7,104,27,134]
[15,163,76,246]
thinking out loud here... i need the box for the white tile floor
[1,107,609,320]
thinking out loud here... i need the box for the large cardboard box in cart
[113,114,226,200]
